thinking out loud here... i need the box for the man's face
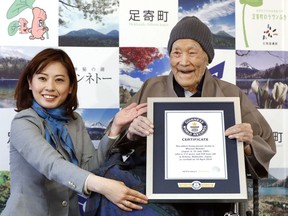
[170,39,209,93]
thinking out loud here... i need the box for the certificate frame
[146,97,247,202]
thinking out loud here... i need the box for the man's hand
[225,123,253,155]
[127,116,154,141]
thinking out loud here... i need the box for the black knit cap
[167,16,214,63]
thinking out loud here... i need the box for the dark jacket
[115,70,276,179]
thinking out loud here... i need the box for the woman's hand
[109,103,148,137]
[87,175,148,211]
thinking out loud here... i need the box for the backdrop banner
[0,0,287,215]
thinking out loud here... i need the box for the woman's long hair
[14,48,78,118]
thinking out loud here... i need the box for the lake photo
[0,79,17,108]
[236,51,288,109]
[0,46,42,108]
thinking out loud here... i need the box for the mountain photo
[236,50,288,109]
[58,1,119,47]
[179,0,235,49]
[76,108,119,147]
[0,47,43,108]
[59,28,119,47]
[213,31,235,49]
[86,121,107,141]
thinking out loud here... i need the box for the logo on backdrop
[273,131,283,143]
[209,61,225,79]
[129,9,169,22]
[6,1,49,40]
[262,24,278,46]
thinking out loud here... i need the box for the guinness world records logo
[182,117,208,136]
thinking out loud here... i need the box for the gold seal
[178,181,215,190]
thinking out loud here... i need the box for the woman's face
[170,38,209,93]
[28,62,72,109]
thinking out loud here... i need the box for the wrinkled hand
[225,123,253,155]
[127,116,154,141]
[91,176,148,211]
[109,103,148,137]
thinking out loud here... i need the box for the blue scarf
[32,101,78,165]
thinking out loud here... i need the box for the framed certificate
[146,97,247,202]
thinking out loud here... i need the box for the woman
[2,48,148,216]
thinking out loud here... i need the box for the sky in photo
[76,108,119,128]
[120,50,171,92]
[179,0,235,37]
[236,51,288,70]
[58,0,119,35]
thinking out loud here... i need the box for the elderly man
[85,16,276,216]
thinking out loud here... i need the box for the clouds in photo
[179,0,235,37]
[59,0,119,35]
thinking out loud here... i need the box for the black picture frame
[146,97,247,202]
